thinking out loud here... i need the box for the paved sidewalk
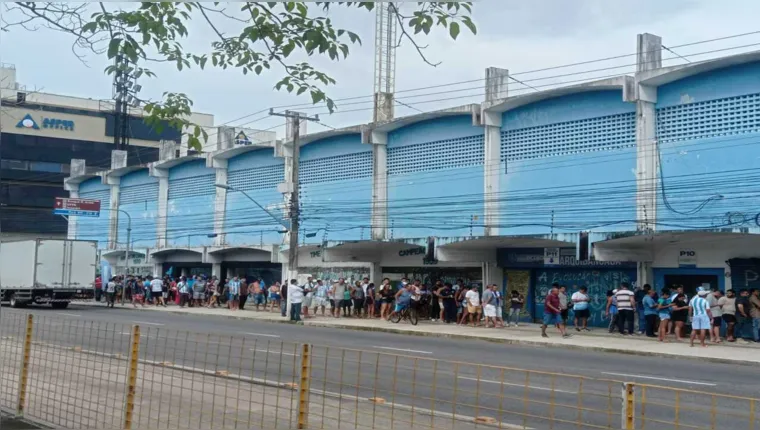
[77,301,760,366]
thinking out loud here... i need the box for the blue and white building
[66,33,760,326]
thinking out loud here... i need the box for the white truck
[0,239,97,309]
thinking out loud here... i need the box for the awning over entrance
[207,245,278,263]
[593,231,760,261]
[321,239,429,263]
[436,234,578,262]
[149,247,204,263]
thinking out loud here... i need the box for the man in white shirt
[150,276,166,307]
[465,285,482,327]
[571,286,591,331]
[288,279,304,322]
[614,283,635,335]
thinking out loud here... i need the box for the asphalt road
[1,304,758,430]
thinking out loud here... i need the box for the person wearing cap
[689,287,713,347]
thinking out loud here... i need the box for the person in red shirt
[541,286,570,338]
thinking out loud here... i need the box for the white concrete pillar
[150,165,169,248]
[483,68,508,237]
[368,129,388,240]
[637,261,654,288]
[208,156,228,246]
[106,177,121,249]
[153,263,163,278]
[212,263,223,280]
[635,33,662,232]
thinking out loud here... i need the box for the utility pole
[269,109,319,283]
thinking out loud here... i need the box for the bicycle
[389,306,418,325]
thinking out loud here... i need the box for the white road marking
[133,321,164,326]
[374,346,433,355]
[457,376,577,394]
[241,332,280,338]
[55,313,81,317]
[600,372,717,387]
[250,348,297,356]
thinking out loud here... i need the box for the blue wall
[167,159,215,247]
[77,177,110,248]
[299,134,372,242]
[387,116,485,238]
[656,62,760,231]
[226,148,285,246]
[501,90,637,235]
[118,170,158,249]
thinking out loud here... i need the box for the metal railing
[0,312,757,429]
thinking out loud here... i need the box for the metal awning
[593,230,760,261]
[435,234,577,262]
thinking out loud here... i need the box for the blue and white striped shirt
[689,296,709,316]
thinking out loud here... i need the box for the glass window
[29,161,63,173]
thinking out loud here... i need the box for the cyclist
[388,284,414,321]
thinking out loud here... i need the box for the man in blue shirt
[642,288,659,338]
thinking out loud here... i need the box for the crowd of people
[98,275,760,345]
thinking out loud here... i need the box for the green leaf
[107,38,121,59]
[462,16,477,35]
[449,22,460,40]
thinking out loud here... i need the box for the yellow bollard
[296,344,312,429]
[621,382,635,430]
[16,314,33,416]
[123,325,140,430]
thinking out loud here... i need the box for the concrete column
[483,68,508,237]
[153,263,163,278]
[66,184,80,240]
[635,33,662,232]
[149,166,169,248]
[212,263,222,280]
[637,261,654,288]
[107,151,127,249]
[208,156,228,247]
[368,129,388,240]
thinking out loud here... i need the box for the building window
[29,161,63,173]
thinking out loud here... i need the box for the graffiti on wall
[298,267,370,285]
[534,269,636,327]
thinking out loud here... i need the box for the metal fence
[0,312,758,430]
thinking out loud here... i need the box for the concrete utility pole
[269,109,319,283]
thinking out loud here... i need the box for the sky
[2,0,760,140]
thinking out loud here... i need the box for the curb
[73,303,760,367]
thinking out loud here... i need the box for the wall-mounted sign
[678,249,697,267]
[398,247,426,257]
[544,248,560,265]
[499,248,636,268]
[16,113,74,131]
[53,197,100,217]
[234,130,252,145]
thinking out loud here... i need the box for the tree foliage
[2,2,476,150]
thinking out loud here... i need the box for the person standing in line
[635,284,651,335]
[332,278,347,319]
[105,277,117,308]
[707,289,724,343]
[439,282,457,324]
[351,280,366,318]
[280,280,288,317]
[457,284,471,325]
[227,276,240,311]
[482,284,498,328]
[465,285,482,327]
[288,279,304,322]
[571,286,590,332]
[642,288,659,338]
[150,276,167,307]
[689,288,713,347]
[268,282,281,313]
[239,277,248,311]
[193,276,207,308]
[492,284,505,328]
[657,289,673,342]
[314,280,329,316]
[379,278,394,320]
[250,279,262,311]
[614,283,635,336]
[206,278,220,308]
[360,277,371,317]
[721,289,737,342]
[365,282,376,319]
[178,277,189,307]
[433,281,444,323]
[605,290,618,333]
[301,276,315,319]
[541,287,568,338]
[557,284,569,327]
[670,292,689,341]
[508,290,524,327]
[750,288,760,343]
[735,289,751,342]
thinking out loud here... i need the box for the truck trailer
[0,239,97,308]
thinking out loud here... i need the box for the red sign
[54,197,101,212]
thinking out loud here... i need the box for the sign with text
[678,249,697,267]
[53,197,101,217]
[544,248,560,265]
